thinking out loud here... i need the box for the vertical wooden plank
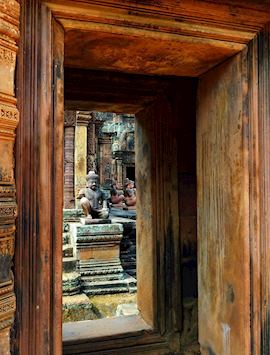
[16,4,64,354]
[15,1,40,353]
[197,51,250,355]
[136,92,181,352]
[247,35,261,355]
[52,18,64,355]
[258,24,270,355]
[136,106,156,328]
[37,5,54,353]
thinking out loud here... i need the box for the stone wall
[0,1,20,353]
[95,112,135,187]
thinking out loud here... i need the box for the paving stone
[62,294,97,322]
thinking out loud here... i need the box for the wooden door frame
[16,1,182,354]
[15,0,270,354]
[15,3,64,354]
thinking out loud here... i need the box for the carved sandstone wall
[0,1,19,353]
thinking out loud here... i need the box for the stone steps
[62,272,81,296]
[81,275,137,295]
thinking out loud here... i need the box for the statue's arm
[77,188,85,199]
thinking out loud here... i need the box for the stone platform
[70,223,137,295]
[80,217,111,225]
[62,294,97,322]
[110,207,136,220]
[63,272,81,296]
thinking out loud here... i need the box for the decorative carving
[0,296,15,316]
[0,0,19,346]
[64,110,76,127]
[76,234,122,245]
[0,282,13,296]
[76,111,91,126]
[0,168,13,183]
[0,203,17,222]
[87,122,97,172]
[64,125,75,208]
[0,236,14,256]
[0,103,19,122]
[0,21,19,43]
[0,185,15,199]
[0,1,20,42]
[0,48,16,64]
[0,294,15,327]
[0,225,15,236]
[0,228,15,284]
[0,317,13,331]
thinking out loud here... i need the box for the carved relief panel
[64,111,76,208]
[0,0,19,352]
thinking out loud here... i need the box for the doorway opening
[126,167,135,183]
[62,111,138,323]
[62,62,199,352]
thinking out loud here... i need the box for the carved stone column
[87,120,96,172]
[116,159,123,188]
[98,134,112,186]
[64,111,76,209]
[0,0,20,352]
[94,119,104,176]
[74,112,90,207]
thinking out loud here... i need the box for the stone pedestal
[115,218,137,278]
[62,273,81,296]
[70,223,136,295]
[63,208,84,223]
[62,209,83,296]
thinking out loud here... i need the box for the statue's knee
[80,197,90,208]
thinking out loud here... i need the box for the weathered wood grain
[197,51,250,354]
[45,0,270,77]
[15,3,64,355]
[52,18,64,355]
[257,23,270,355]
[15,1,39,352]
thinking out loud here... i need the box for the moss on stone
[89,293,137,318]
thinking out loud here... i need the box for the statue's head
[124,178,134,189]
[86,171,99,190]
